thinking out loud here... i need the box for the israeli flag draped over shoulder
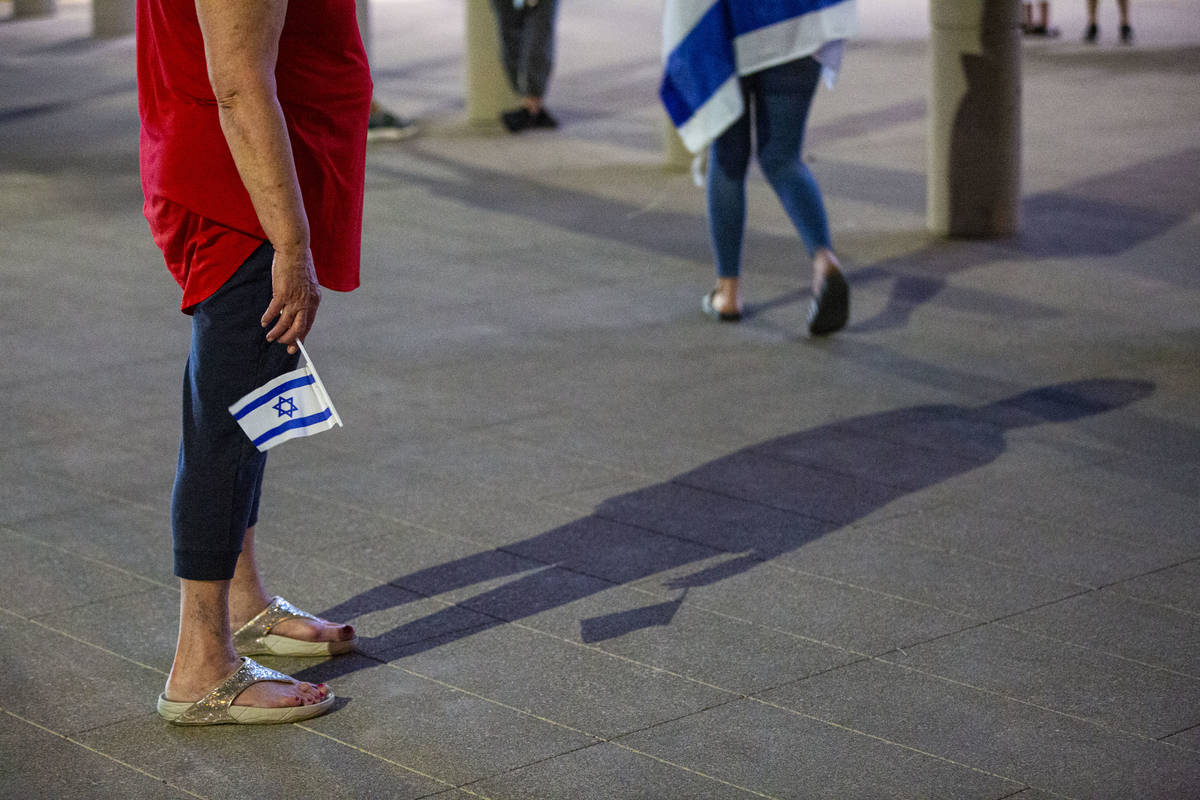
[661,0,858,154]
[228,341,343,452]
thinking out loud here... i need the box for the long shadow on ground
[297,378,1152,684]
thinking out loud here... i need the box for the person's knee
[756,147,797,183]
[711,140,752,182]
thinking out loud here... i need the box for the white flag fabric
[228,341,343,452]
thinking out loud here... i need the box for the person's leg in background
[703,81,754,321]
[1117,0,1133,43]
[490,0,524,98]
[1022,2,1058,37]
[1085,0,1100,42]
[753,56,848,335]
[494,0,560,132]
[516,0,559,126]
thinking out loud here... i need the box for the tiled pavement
[1,1,1198,798]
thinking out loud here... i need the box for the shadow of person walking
[297,378,1152,684]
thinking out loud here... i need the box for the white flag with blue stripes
[228,341,343,452]
[661,0,857,154]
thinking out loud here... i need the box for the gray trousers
[490,0,559,99]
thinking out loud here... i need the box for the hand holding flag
[228,340,343,452]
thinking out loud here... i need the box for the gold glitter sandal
[156,657,334,725]
[233,596,357,657]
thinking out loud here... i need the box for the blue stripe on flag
[661,3,735,127]
[232,374,316,421]
[661,0,852,128]
[251,408,334,448]
[728,0,847,37]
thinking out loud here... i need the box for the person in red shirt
[138,0,371,725]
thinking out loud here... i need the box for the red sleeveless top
[137,0,372,311]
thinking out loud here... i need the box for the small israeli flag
[228,340,343,452]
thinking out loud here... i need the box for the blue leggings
[170,243,299,580]
[706,56,832,279]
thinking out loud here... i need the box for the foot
[532,108,558,129]
[808,251,849,336]
[1119,24,1134,44]
[702,278,742,322]
[367,108,419,141]
[501,107,534,133]
[269,614,356,645]
[231,597,355,647]
[1084,23,1099,43]
[165,656,329,710]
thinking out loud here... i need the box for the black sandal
[807,271,849,336]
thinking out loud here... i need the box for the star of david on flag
[228,340,343,452]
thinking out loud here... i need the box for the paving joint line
[16,463,1181,773]
[871,652,1181,745]
[436,739,605,798]
[746,695,1069,799]
[0,604,166,676]
[2,525,174,591]
[294,723,497,799]
[315,535,874,670]
[371,658,777,797]
[1156,721,1200,747]
[350,598,1061,797]
[881,529,1101,591]
[0,603,497,795]
[993,619,1200,682]
[1,706,208,800]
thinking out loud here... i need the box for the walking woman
[661,0,857,335]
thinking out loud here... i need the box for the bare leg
[1117,0,1130,27]
[1086,0,1098,25]
[164,578,327,707]
[227,526,356,644]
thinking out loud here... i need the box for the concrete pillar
[92,0,135,38]
[13,0,55,18]
[927,0,1021,237]
[465,0,520,126]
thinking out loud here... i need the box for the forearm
[215,85,310,257]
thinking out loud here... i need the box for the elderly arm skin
[194,0,318,354]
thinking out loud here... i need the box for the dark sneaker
[532,108,558,129]
[1083,23,1099,43]
[367,109,419,141]
[1119,24,1134,44]
[501,107,534,133]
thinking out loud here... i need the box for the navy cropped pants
[170,243,299,580]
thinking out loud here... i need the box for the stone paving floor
[1,1,1198,798]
